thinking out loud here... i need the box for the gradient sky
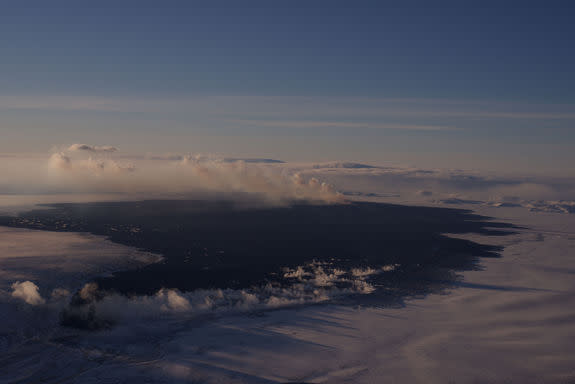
[1,1,574,174]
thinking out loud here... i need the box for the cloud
[51,288,71,300]
[10,146,575,212]
[58,262,394,328]
[291,161,575,213]
[233,119,454,131]
[149,154,284,164]
[68,144,118,153]
[48,150,135,174]
[523,200,575,214]
[2,95,575,121]
[176,156,341,203]
[11,281,45,305]
[158,289,192,312]
[79,158,136,173]
[48,152,72,169]
[40,148,343,204]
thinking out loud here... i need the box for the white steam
[64,262,397,325]
[50,288,71,300]
[42,145,342,204]
[48,152,72,170]
[49,152,135,174]
[11,281,45,305]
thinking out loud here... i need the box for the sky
[1,1,574,174]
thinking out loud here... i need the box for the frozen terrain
[0,204,574,383]
[0,156,574,383]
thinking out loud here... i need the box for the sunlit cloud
[11,281,45,305]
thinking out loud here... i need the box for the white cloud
[58,262,392,327]
[7,147,575,212]
[38,148,342,204]
[11,281,45,305]
[48,152,72,170]
[49,155,135,174]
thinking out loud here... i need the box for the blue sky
[1,1,574,173]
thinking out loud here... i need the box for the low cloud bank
[2,145,574,212]
[298,162,575,214]
[21,145,342,205]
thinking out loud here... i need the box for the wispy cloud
[0,96,126,112]
[230,119,455,131]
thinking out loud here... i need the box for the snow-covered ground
[171,207,574,384]
[1,205,574,383]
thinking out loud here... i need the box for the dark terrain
[0,199,517,300]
